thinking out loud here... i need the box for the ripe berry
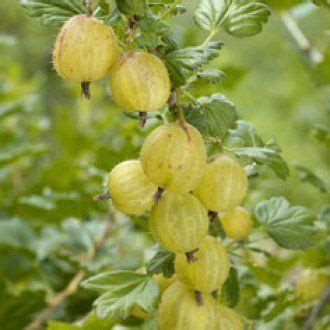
[108,160,157,215]
[149,191,208,254]
[156,281,217,330]
[175,236,229,293]
[109,52,171,112]
[140,122,207,193]
[296,269,329,301]
[53,14,118,98]
[194,154,248,213]
[220,207,252,241]
[216,304,244,330]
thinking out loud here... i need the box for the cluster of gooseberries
[53,12,253,330]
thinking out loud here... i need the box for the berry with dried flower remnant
[53,14,118,98]
[108,160,157,215]
[109,52,171,112]
[149,191,208,254]
[194,154,248,213]
[175,236,229,293]
[156,281,217,330]
[140,122,207,194]
[220,206,252,241]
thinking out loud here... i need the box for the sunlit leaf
[194,0,271,37]
[255,197,316,250]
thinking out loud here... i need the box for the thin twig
[280,11,323,67]
[25,210,115,330]
[302,287,330,330]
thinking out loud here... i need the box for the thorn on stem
[185,248,199,263]
[194,291,204,306]
[93,190,110,201]
[81,82,91,99]
[208,210,218,223]
[139,112,148,128]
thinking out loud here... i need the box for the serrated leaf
[146,247,175,278]
[220,267,239,307]
[295,164,327,193]
[227,121,289,179]
[255,197,316,250]
[81,271,160,318]
[137,13,170,49]
[194,0,271,38]
[21,0,84,27]
[196,68,227,83]
[185,93,237,139]
[165,42,222,86]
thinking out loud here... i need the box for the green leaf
[220,267,239,307]
[194,0,271,37]
[295,164,327,193]
[185,93,237,139]
[255,197,316,250]
[0,218,36,250]
[312,125,330,148]
[165,42,222,86]
[0,143,48,167]
[261,0,302,10]
[248,265,281,288]
[115,0,147,15]
[0,282,46,330]
[196,68,227,83]
[21,0,85,27]
[137,13,170,49]
[227,121,289,179]
[81,271,160,318]
[146,247,175,278]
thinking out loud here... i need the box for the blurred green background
[0,0,329,329]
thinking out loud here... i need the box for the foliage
[0,0,329,329]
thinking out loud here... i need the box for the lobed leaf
[146,247,175,278]
[21,0,85,27]
[255,197,316,250]
[165,42,222,86]
[227,121,289,179]
[185,93,237,139]
[82,271,160,318]
[194,0,271,38]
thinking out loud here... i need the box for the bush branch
[280,12,323,66]
[25,210,115,330]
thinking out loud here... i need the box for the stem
[280,11,323,66]
[25,270,86,330]
[25,210,115,330]
[201,30,217,46]
[302,287,330,330]
[161,0,182,20]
